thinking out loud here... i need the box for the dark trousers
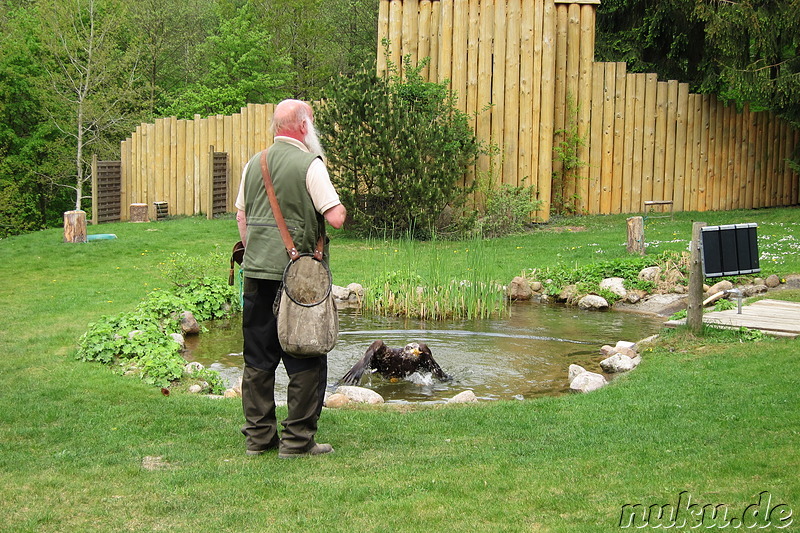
[241,277,328,453]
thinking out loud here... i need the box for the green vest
[242,141,327,280]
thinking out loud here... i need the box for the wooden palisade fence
[107,104,278,221]
[99,0,798,223]
[377,0,799,221]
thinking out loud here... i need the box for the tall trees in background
[159,2,293,118]
[0,3,72,233]
[129,0,214,116]
[0,0,380,236]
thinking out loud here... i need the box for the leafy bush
[316,50,482,239]
[135,291,188,331]
[161,250,238,320]
[77,310,187,387]
[77,253,238,391]
[539,253,682,301]
[160,249,229,287]
[172,276,237,321]
[477,181,542,238]
[186,367,227,395]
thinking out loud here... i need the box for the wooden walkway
[665,299,800,338]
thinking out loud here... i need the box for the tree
[595,0,707,85]
[159,1,293,118]
[127,0,215,116]
[36,0,143,212]
[0,3,71,236]
[316,55,482,238]
[254,0,378,100]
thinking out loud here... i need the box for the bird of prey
[339,340,451,386]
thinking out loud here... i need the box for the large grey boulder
[568,364,587,383]
[448,390,479,403]
[569,371,607,393]
[638,266,661,283]
[335,385,385,404]
[707,280,733,296]
[578,294,609,310]
[600,353,640,373]
[599,277,627,298]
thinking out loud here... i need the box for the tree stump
[626,216,644,255]
[130,203,149,222]
[63,210,87,243]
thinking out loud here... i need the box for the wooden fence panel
[641,74,657,208]
[536,0,556,220]
[504,0,522,189]
[576,4,594,213]
[599,63,615,214]
[652,81,668,203]
[588,62,603,214]
[518,0,534,195]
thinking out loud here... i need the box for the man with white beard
[235,99,346,458]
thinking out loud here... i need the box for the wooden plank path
[665,299,800,338]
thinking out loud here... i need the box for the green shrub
[477,181,542,238]
[172,276,237,321]
[187,367,227,395]
[135,291,188,331]
[77,253,238,391]
[539,253,679,301]
[317,49,482,239]
[714,298,736,312]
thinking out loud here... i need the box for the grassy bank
[0,209,798,532]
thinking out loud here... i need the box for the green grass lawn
[0,209,798,532]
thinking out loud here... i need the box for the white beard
[304,120,326,160]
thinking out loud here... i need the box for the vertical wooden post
[626,216,644,255]
[63,210,87,243]
[91,154,98,225]
[687,221,707,335]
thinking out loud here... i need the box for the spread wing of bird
[417,343,451,381]
[339,340,386,385]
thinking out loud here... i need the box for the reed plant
[360,234,508,320]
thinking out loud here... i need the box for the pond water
[183,303,665,404]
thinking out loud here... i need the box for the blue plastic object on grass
[87,234,117,241]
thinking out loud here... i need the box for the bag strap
[259,148,324,261]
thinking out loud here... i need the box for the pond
[184,303,665,404]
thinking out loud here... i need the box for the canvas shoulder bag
[260,149,338,357]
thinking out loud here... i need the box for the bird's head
[403,342,421,359]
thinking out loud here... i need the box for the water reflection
[183,302,664,403]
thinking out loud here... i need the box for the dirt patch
[538,225,587,233]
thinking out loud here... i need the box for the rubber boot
[241,365,279,455]
[278,364,332,457]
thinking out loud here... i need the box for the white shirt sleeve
[306,158,341,215]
